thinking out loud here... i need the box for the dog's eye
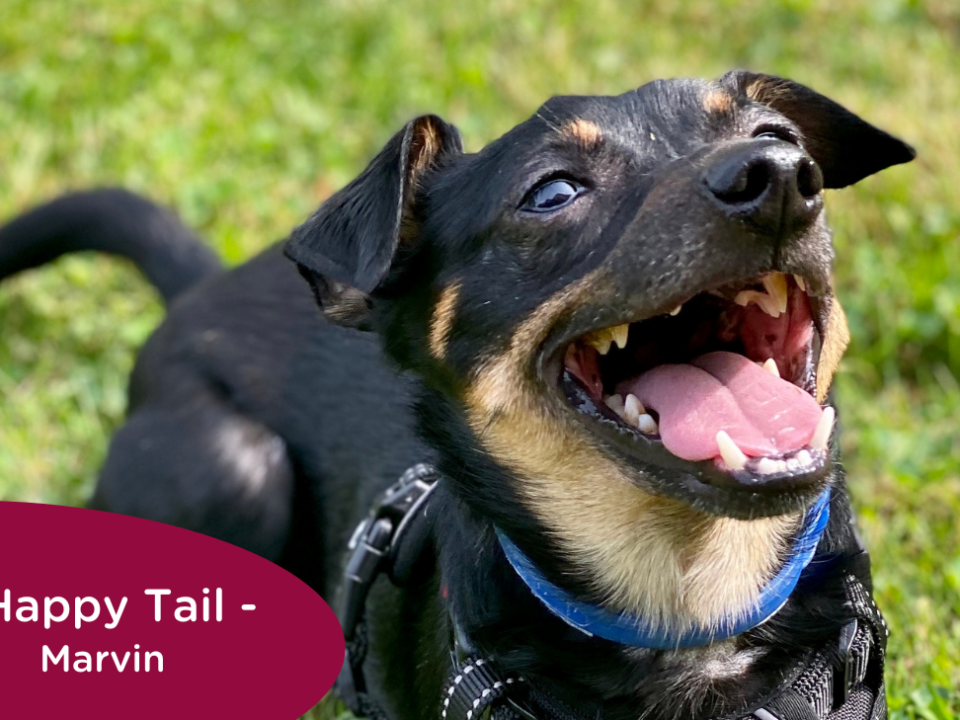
[753,126,798,145]
[521,179,584,213]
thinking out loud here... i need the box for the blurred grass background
[0,0,958,717]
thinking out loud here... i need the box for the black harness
[337,465,888,720]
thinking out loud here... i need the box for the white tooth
[796,449,812,466]
[810,406,835,451]
[786,458,800,471]
[611,323,630,350]
[762,358,780,378]
[624,394,644,426]
[669,305,682,316]
[637,413,659,435]
[734,290,758,307]
[605,394,625,417]
[716,430,748,471]
[763,272,789,315]
[793,274,807,293]
[755,457,781,475]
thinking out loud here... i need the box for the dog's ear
[722,71,915,189]
[285,115,462,328]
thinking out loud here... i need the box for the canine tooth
[756,293,782,318]
[762,358,780,378]
[796,449,812,466]
[755,457,781,475]
[734,289,779,316]
[794,274,807,293]
[637,414,659,435]
[611,323,630,350]
[624,394,644,426]
[605,394,625,416]
[585,331,613,355]
[810,406,835,451]
[786,458,801,471]
[762,272,789,315]
[716,431,748,471]
[668,305,682,316]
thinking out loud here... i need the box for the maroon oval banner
[0,501,344,719]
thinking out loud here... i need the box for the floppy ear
[722,71,916,189]
[285,114,462,327]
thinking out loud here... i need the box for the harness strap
[441,657,526,720]
[337,463,440,717]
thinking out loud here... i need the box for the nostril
[796,159,824,198]
[709,159,772,205]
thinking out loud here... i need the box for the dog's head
[287,72,913,626]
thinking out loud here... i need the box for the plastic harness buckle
[336,464,439,715]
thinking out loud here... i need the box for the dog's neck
[418,386,857,719]
[432,474,855,720]
[494,486,831,649]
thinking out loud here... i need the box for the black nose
[704,140,824,233]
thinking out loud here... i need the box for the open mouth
[561,272,834,487]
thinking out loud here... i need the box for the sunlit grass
[1,2,958,717]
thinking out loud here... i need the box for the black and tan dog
[0,71,913,719]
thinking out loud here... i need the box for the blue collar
[496,488,831,649]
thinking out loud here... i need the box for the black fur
[1,72,914,719]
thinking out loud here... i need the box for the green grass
[1,1,958,717]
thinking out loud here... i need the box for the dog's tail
[0,188,223,304]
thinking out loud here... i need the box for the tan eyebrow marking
[703,89,734,114]
[560,118,603,147]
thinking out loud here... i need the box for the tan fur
[561,118,603,147]
[400,117,445,246]
[745,77,793,106]
[816,295,850,402]
[745,79,766,102]
[409,117,442,177]
[464,272,801,631]
[429,280,462,360]
[703,90,734,115]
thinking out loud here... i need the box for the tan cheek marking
[561,118,603,147]
[703,90,734,114]
[464,271,799,628]
[816,297,850,402]
[429,280,463,360]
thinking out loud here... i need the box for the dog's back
[0,191,428,596]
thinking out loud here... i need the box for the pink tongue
[617,351,823,462]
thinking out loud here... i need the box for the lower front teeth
[755,457,782,475]
[753,448,818,476]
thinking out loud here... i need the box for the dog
[0,71,914,720]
